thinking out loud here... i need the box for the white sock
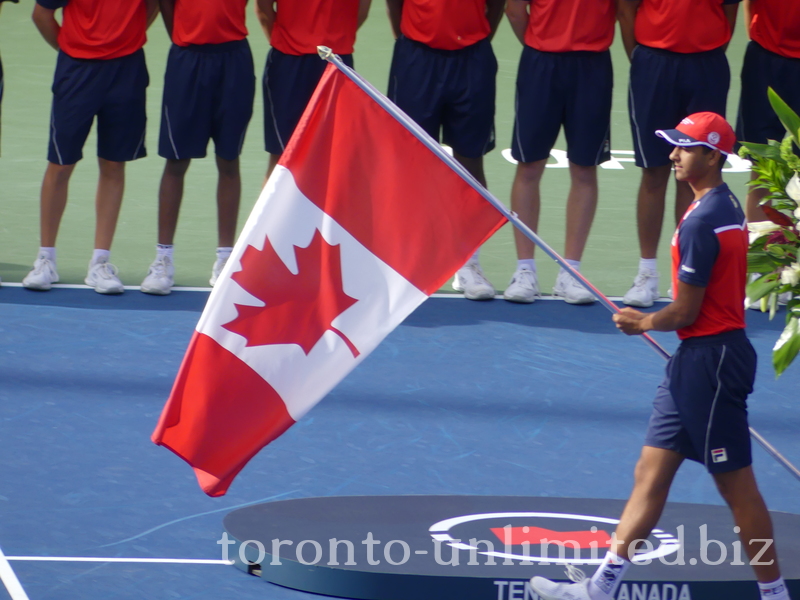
[565,259,580,271]
[216,247,233,261]
[639,258,657,274]
[759,577,790,600]
[39,247,56,263]
[517,259,536,272]
[91,249,110,265]
[589,552,630,599]
[156,244,174,259]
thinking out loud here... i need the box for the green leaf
[769,88,800,145]
[740,141,784,161]
[773,316,800,377]
[746,273,781,302]
[747,253,777,274]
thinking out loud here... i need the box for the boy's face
[669,145,719,183]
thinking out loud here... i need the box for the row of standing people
[4,0,800,303]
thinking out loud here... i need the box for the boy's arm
[146,0,160,28]
[386,0,403,39]
[255,0,276,40]
[486,0,506,39]
[742,0,752,37]
[617,0,640,61]
[358,0,372,28]
[32,4,60,51]
[159,0,174,37]
[505,0,529,45]
[613,282,706,335]
[723,2,739,49]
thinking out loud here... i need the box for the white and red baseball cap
[655,112,736,155]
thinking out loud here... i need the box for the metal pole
[318,47,800,484]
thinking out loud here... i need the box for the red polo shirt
[401,0,490,51]
[525,0,616,53]
[172,0,248,47]
[37,0,147,60]
[749,0,800,59]
[633,0,740,54]
[270,0,360,56]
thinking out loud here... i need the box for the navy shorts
[644,329,756,474]
[388,35,496,159]
[263,48,353,155]
[629,45,729,168]
[49,49,149,166]
[512,47,612,166]
[159,39,255,161]
[737,41,800,145]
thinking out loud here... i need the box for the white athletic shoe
[622,269,659,308]
[503,266,539,303]
[553,270,596,304]
[210,256,228,287]
[22,254,59,291]
[452,261,495,300]
[85,258,124,294]
[141,256,175,296]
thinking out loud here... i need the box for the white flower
[780,263,800,287]
[786,173,800,202]
[747,220,781,243]
[794,205,800,221]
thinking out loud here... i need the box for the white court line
[0,545,30,600]
[5,556,232,565]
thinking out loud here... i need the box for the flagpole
[318,47,800,484]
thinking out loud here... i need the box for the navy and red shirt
[525,0,616,53]
[36,0,148,60]
[671,183,747,340]
[630,0,741,53]
[401,0,490,51]
[172,0,247,47]
[749,0,800,59]
[271,0,360,55]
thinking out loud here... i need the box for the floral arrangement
[739,88,800,377]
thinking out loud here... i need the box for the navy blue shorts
[388,35,496,159]
[629,45,729,168]
[644,329,756,474]
[511,47,612,166]
[737,41,800,145]
[263,48,353,155]
[49,49,149,165]
[159,39,255,162]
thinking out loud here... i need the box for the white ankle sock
[639,258,657,274]
[216,247,233,261]
[39,247,56,263]
[518,259,536,272]
[759,577,789,600]
[589,552,630,599]
[91,249,110,265]
[565,259,580,271]
[157,244,174,259]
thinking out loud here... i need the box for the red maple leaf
[222,230,360,357]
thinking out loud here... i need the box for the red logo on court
[489,526,612,549]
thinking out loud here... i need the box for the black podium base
[223,496,800,600]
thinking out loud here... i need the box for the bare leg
[714,466,782,583]
[157,158,191,246]
[611,446,684,561]
[40,162,77,247]
[453,151,488,188]
[94,158,126,250]
[674,179,693,224]
[216,155,241,248]
[746,171,770,222]
[509,159,547,260]
[636,165,672,259]
[264,152,280,186]
[564,162,598,261]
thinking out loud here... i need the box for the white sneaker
[141,256,175,295]
[210,256,228,287]
[530,577,594,600]
[85,258,124,294]
[22,254,59,290]
[622,269,659,308]
[553,270,596,304]
[503,266,539,303]
[452,261,495,300]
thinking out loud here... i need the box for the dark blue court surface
[0,289,798,600]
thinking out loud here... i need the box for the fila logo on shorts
[711,448,728,463]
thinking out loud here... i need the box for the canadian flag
[152,63,506,496]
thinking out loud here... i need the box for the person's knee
[163,158,191,178]
[640,165,671,192]
[514,159,547,184]
[216,156,240,180]
[713,467,762,507]
[568,163,597,188]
